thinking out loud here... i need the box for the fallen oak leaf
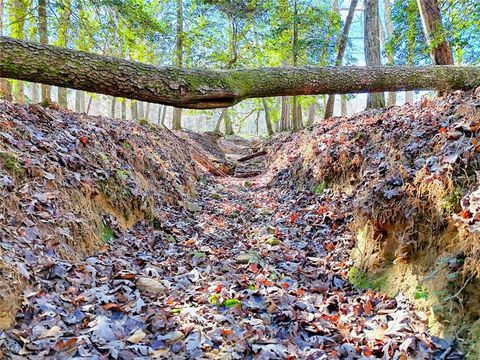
[39,325,62,339]
[127,329,146,343]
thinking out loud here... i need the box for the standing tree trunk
[38,0,50,102]
[10,0,28,103]
[121,99,126,119]
[341,95,347,116]
[157,105,163,125]
[215,109,226,132]
[262,98,274,136]
[138,101,144,119]
[416,0,453,66]
[280,97,290,131]
[364,0,385,109]
[383,0,396,106]
[224,110,234,135]
[56,0,71,108]
[75,91,85,112]
[324,0,358,119]
[0,0,11,101]
[161,105,167,126]
[110,97,116,118]
[145,103,150,120]
[131,100,138,121]
[307,102,316,126]
[291,0,299,130]
[86,94,93,114]
[172,0,183,130]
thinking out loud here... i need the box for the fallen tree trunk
[1,37,480,110]
[238,150,267,162]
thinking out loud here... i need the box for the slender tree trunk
[296,103,303,129]
[0,0,11,101]
[75,90,85,112]
[324,0,358,119]
[10,0,29,103]
[280,97,290,131]
[364,0,385,109]
[255,110,260,135]
[262,98,274,136]
[38,0,50,102]
[405,91,414,103]
[131,100,138,120]
[31,83,39,103]
[161,105,167,126]
[86,94,93,114]
[383,0,396,106]
[157,105,165,126]
[145,103,150,120]
[215,109,226,132]
[416,0,453,66]
[1,38,480,109]
[56,0,71,108]
[341,95,347,116]
[172,0,184,130]
[307,103,316,126]
[110,97,116,118]
[138,101,144,119]
[224,110,234,135]
[121,99,126,119]
[291,0,299,130]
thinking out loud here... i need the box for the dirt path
[0,172,460,359]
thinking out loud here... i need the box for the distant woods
[0,0,478,135]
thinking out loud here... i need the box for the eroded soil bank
[0,93,478,358]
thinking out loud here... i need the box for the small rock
[236,252,259,264]
[447,130,462,140]
[236,253,252,264]
[184,201,202,212]
[136,277,166,295]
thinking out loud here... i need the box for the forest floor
[1,163,460,358]
[2,93,478,358]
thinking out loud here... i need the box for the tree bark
[341,95,347,116]
[416,0,453,66]
[324,0,358,119]
[75,90,85,112]
[56,0,71,108]
[172,0,184,130]
[38,0,50,102]
[0,0,11,101]
[383,0,396,106]
[161,105,167,126]
[215,109,226,132]
[307,102,316,126]
[280,97,290,131]
[224,110,234,135]
[110,97,116,118]
[121,99,126,119]
[131,100,138,120]
[262,98,274,136]
[364,0,385,109]
[1,38,479,110]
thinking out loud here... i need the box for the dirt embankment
[0,101,200,328]
[266,89,480,357]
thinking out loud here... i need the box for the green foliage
[101,222,114,243]
[414,285,429,300]
[348,267,387,291]
[0,152,24,179]
[312,181,329,195]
